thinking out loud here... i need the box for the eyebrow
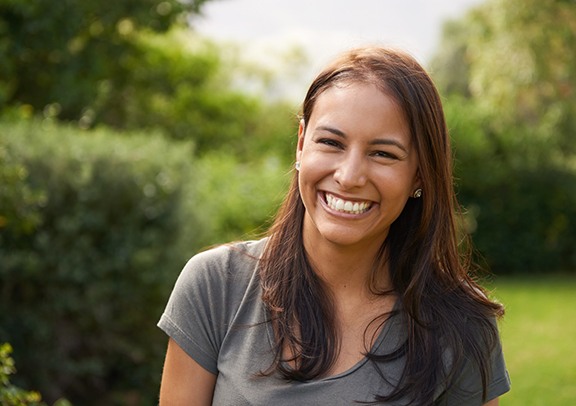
[315,125,409,153]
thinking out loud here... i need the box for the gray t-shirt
[158,239,510,405]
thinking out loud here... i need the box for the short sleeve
[436,325,511,405]
[158,245,239,374]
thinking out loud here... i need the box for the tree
[430,0,576,273]
[431,0,576,162]
[0,0,297,161]
[0,0,210,121]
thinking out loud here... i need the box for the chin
[316,226,381,250]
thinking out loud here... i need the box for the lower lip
[319,192,374,218]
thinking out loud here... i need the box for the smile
[325,193,373,214]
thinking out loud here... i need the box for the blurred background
[0,0,574,404]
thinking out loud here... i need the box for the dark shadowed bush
[0,342,72,405]
[0,120,199,404]
[446,98,576,274]
[458,164,576,273]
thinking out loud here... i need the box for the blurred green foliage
[193,152,291,244]
[112,29,298,158]
[0,343,71,406]
[0,120,199,404]
[0,0,209,121]
[445,98,576,272]
[432,0,576,273]
[0,343,43,405]
[0,142,44,235]
[0,0,297,160]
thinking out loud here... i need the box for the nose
[333,152,367,189]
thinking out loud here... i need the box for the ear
[296,119,305,163]
[413,169,422,191]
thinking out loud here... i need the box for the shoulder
[178,238,267,287]
[158,238,267,374]
[438,335,510,404]
[436,312,510,404]
[167,238,267,313]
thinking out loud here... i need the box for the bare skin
[159,338,216,406]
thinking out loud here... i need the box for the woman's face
[297,82,421,253]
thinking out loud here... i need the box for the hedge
[0,120,198,404]
[447,99,576,273]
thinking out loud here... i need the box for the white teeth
[325,193,371,214]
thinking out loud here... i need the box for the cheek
[300,151,331,179]
[379,171,416,200]
[298,163,329,207]
[298,166,317,195]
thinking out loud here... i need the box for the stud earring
[295,161,301,171]
[413,188,422,198]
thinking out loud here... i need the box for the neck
[303,235,391,298]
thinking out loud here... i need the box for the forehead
[313,78,403,112]
[308,82,410,135]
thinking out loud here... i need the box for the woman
[158,47,510,405]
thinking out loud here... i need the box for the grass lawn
[488,275,576,405]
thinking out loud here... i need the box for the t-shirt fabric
[158,238,511,405]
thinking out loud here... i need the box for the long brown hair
[259,47,503,404]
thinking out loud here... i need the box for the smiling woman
[157,47,511,405]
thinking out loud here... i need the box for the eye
[372,150,399,160]
[318,138,343,148]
